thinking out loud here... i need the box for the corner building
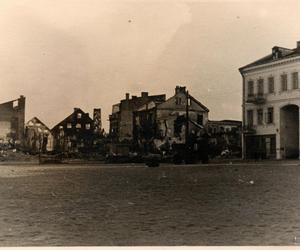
[240,41,300,159]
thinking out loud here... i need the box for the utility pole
[185,90,189,145]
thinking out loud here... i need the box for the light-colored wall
[243,57,300,159]
[244,59,300,134]
[156,91,209,140]
[244,60,300,102]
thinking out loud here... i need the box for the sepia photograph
[0,0,300,247]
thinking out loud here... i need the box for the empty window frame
[13,100,19,108]
[175,97,182,105]
[197,114,203,125]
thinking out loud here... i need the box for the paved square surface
[0,162,299,246]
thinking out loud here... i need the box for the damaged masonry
[0,96,25,149]
[0,87,241,163]
[107,86,229,163]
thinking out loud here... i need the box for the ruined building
[133,86,209,146]
[0,96,25,147]
[25,117,54,154]
[93,108,102,135]
[109,92,166,142]
[240,41,300,159]
[51,108,96,153]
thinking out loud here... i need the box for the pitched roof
[26,117,51,131]
[188,94,209,112]
[120,94,166,111]
[132,94,166,108]
[51,108,93,131]
[239,45,299,72]
[136,99,166,111]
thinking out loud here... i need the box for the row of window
[59,123,91,130]
[247,107,274,126]
[248,72,299,96]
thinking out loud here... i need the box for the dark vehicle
[105,152,143,163]
[172,132,210,164]
[144,153,161,167]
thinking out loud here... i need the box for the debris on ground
[0,149,38,162]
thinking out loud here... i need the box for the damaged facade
[207,120,242,156]
[25,117,54,153]
[0,96,25,147]
[240,41,300,159]
[93,108,103,135]
[133,86,209,151]
[51,108,98,153]
[109,92,166,142]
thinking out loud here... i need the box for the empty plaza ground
[0,162,300,246]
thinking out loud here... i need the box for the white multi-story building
[240,41,300,160]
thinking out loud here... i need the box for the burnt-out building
[51,108,95,153]
[93,108,102,135]
[109,104,121,140]
[25,117,54,154]
[0,96,26,147]
[109,92,166,142]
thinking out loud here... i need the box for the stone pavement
[0,163,299,245]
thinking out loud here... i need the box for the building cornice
[244,95,300,106]
[241,55,300,74]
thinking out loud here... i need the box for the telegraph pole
[185,90,189,145]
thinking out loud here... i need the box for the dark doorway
[280,105,299,158]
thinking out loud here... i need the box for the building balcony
[246,93,266,104]
[243,125,256,135]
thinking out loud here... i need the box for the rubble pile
[0,149,37,162]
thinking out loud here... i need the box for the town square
[0,162,300,246]
[1,0,300,247]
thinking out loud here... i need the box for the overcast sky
[1,0,300,130]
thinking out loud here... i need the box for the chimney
[296,41,300,51]
[125,93,130,100]
[175,86,186,94]
[141,92,148,98]
[18,95,26,108]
